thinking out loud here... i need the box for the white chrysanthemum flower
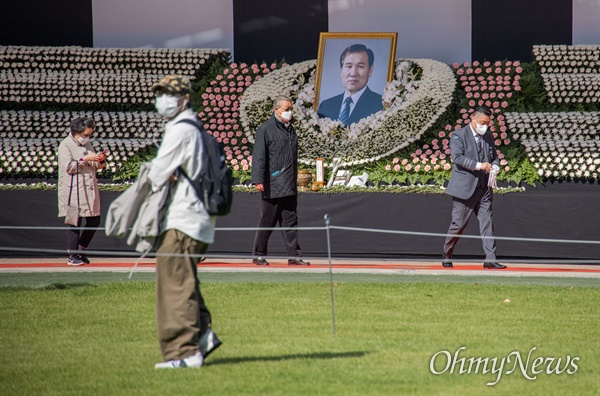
[238,58,455,166]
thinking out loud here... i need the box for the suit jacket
[317,86,383,125]
[445,125,500,200]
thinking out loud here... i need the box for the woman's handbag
[65,161,80,226]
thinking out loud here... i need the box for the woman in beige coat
[57,117,106,265]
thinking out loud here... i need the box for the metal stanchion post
[324,214,336,336]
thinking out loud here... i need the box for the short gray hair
[273,95,292,110]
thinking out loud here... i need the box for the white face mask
[155,94,185,119]
[280,110,293,122]
[475,124,488,136]
[78,136,90,145]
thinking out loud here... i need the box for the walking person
[149,75,221,369]
[251,96,309,266]
[57,117,106,265]
[442,106,506,269]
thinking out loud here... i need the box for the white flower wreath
[239,58,456,166]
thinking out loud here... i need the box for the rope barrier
[1,224,598,245]
[324,214,336,335]
[328,225,600,245]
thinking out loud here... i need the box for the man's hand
[480,162,492,173]
[255,183,264,192]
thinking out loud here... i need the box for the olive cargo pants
[155,229,211,361]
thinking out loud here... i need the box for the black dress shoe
[288,259,310,266]
[253,257,269,266]
[483,262,507,269]
[442,260,453,268]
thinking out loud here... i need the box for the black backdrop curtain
[0,0,93,47]
[0,0,577,64]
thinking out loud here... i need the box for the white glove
[488,164,500,188]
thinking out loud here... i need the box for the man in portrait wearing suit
[442,106,506,270]
[317,43,383,126]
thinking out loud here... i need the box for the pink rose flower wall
[197,62,279,172]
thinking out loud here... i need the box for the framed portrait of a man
[314,32,398,126]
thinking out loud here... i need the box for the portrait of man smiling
[314,33,397,127]
[317,43,383,126]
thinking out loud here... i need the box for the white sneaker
[154,351,203,369]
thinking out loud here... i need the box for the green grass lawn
[0,276,598,395]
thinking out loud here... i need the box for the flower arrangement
[1,71,160,106]
[0,110,163,139]
[239,60,315,146]
[0,180,526,194]
[0,46,229,110]
[1,45,598,187]
[533,45,600,74]
[532,45,600,104]
[197,61,282,174]
[504,111,599,179]
[0,139,59,176]
[0,110,164,177]
[239,58,456,167]
[541,74,600,104]
[0,181,134,192]
[0,46,226,77]
[0,137,154,177]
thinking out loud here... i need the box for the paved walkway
[1,257,598,279]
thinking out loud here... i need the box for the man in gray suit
[442,106,506,269]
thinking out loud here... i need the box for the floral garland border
[238,58,456,167]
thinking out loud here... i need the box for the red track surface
[1,259,598,274]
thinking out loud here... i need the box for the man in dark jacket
[251,96,309,266]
